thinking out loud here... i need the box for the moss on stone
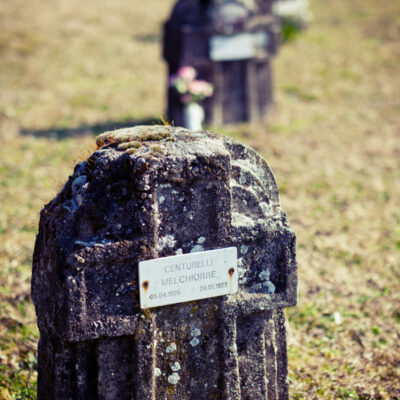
[140,131,172,141]
[126,148,138,155]
[117,141,142,151]
[149,144,164,155]
[96,126,175,157]
[97,126,172,147]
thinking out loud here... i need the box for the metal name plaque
[139,247,238,309]
[210,32,269,62]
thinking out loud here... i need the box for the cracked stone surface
[32,125,297,400]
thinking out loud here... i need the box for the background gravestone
[32,125,297,399]
[273,0,312,26]
[163,0,280,126]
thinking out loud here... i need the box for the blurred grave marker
[272,0,312,41]
[163,0,280,126]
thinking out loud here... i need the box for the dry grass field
[0,0,399,398]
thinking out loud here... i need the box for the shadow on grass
[20,116,162,140]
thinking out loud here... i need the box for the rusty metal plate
[139,247,238,309]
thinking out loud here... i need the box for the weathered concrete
[32,125,297,399]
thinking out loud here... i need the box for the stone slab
[32,126,297,400]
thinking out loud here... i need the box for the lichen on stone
[197,237,206,244]
[171,361,181,372]
[166,343,177,353]
[167,372,180,385]
[190,337,200,347]
[190,245,204,253]
[240,244,249,254]
[191,328,201,337]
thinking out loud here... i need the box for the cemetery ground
[0,0,399,398]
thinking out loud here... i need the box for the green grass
[0,0,400,398]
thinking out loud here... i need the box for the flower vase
[183,102,204,130]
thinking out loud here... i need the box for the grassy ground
[0,0,399,398]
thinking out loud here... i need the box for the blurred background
[0,0,399,398]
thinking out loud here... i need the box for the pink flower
[188,80,214,97]
[170,66,214,103]
[201,81,214,97]
[178,66,196,82]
